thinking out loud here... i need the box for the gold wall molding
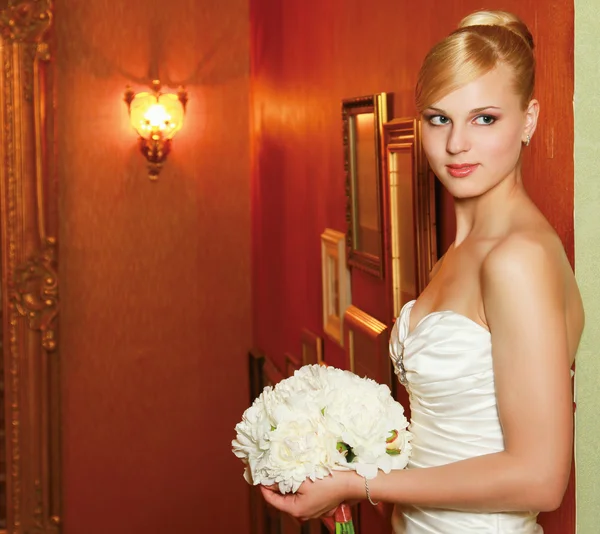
[0,0,60,532]
[0,1,52,43]
[14,237,58,353]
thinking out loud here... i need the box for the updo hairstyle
[415,10,535,113]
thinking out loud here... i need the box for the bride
[261,10,584,533]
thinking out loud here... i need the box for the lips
[446,163,479,178]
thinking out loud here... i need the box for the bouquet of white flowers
[232,364,412,533]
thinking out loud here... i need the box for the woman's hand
[260,471,361,522]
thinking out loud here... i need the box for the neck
[453,167,525,246]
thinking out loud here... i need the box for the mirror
[342,93,389,278]
[383,118,438,319]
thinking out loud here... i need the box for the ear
[523,99,539,142]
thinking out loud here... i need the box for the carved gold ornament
[0,0,60,532]
[14,238,58,352]
[0,0,52,43]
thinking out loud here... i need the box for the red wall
[250,0,574,532]
[56,1,252,533]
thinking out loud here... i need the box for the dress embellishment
[393,342,408,386]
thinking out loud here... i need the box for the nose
[446,124,471,155]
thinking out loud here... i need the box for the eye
[427,115,451,126]
[473,115,496,125]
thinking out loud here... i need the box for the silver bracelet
[364,478,380,506]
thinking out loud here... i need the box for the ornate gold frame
[342,93,389,278]
[0,1,61,533]
[382,118,437,319]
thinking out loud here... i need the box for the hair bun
[459,10,534,50]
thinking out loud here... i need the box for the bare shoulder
[482,229,566,284]
[481,228,584,358]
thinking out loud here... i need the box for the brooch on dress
[392,341,408,386]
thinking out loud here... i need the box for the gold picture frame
[342,93,389,278]
[383,118,438,319]
[0,2,61,533]
[301,329,324,366]
[321,229,352,345]
[343,306,391,387]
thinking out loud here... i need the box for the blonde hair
[415,10,535,112]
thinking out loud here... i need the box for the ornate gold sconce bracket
[137,133,172,180]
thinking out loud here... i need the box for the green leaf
[336,442,356,463]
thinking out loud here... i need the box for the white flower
[232,388,275,483]
[323,376,411,478]
[232,364,413,491]
[262,414,340,493]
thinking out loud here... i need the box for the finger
[260,485,296,515]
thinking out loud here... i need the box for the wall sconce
[124,80,188,180]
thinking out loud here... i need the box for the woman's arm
[262,234,574,520]
[362,234,573,512]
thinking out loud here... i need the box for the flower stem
[335,520,355,534]
[334,503,355,534]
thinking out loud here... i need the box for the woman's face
[421,63,536,199]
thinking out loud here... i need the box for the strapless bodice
[389,300,542,533]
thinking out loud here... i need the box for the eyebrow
[425,106,502,114]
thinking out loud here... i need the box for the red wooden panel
[250,0,574,532]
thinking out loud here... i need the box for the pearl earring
[525,134,531,146]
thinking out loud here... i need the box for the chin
[439,180,486,200]
[450,191,483,200]
[439,174,501,200]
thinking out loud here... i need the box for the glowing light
[124,81,188,179]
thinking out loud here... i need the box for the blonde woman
[261,10,583,533]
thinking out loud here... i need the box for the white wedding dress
[389,299,543,533]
